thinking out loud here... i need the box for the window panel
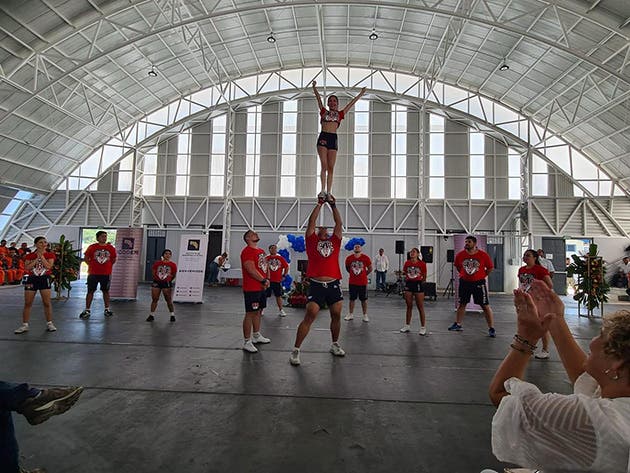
[470,177,485,199]
[509,177,520,200]
[470,155,485,176]
[470,132,484,154]
[430,114,444,132]
[210,176,224,196]
[430,155,444,176]
[429,134,444,154]
[429,177,444,198]
[212,134,225,154]
[355,155,369,175]
[355,177,368,198]
[532,174,548,196]
[282,134,296,154]
[143,175,156,195]
[354,134,369,153]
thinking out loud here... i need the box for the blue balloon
[282,274,293,291]
[292,236,306,252]
[278,248,291,264]
[287,234,297,244]
[344,237,366,251]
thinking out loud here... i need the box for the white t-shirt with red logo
[266,254,289,283]
[241,246,268,292]
[306,233,342,280]
[345,253,371,286]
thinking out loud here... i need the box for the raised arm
[306,200,324,238]
[329,196,343,240]
[342,87,367,114]
[312,81,324,110]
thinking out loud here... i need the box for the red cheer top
[320,108,345,127]
[403,260,427,282]
[306,233,342,280]
[152,260,177,282]
[25,252,56,276]
[454,249,493,282]
[84,243,117,275]
[241,246,268,292]
[345,253,371,286]
[518,264,550,290]
[266,254,289,283]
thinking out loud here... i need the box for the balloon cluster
[344,237,366,251]
[281,273,293,291]
[278,248,291,264]
[286,234,305,253]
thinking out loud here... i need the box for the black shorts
[266,282,283,298]
[244,290,267,313]
[307,279,343,308]
[458,279,490,306]
[348,284,368,301]
[405,280,425,294]
[87,274,111,292]
[152,280,174,289]
[317,132,338,151]
[23,275,51,292]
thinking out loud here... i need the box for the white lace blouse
[492,373,630,472]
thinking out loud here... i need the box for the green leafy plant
[51,234,81,299]
[566,243,610,311]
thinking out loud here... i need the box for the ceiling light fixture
[267,32,276,43]
[499,63,509,71]
[369,29,378,41]
[147,65,158,77]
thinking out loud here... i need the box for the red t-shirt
[266,254,289,283]
[518,264,550,290]
[320,108,345,126]
[345,254,372,286]
[306,233,342,280]
[403,260,427,282]
[84,243,117,275]
[152,260,177,283]
[241,246,268,292]
[25,252,56,276]
[454,249,493,282]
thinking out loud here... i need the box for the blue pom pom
[345,237,366,251]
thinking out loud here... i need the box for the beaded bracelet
[510,343,533,355]
[514,334,537,351]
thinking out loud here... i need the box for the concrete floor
[1,282,625,473]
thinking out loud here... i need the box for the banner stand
[173,234,208,304]
[110,228,144,301]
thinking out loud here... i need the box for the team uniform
[23,252,55,291]
[345,253,371,301]
[306,232,343,308]
[518,264,550,292]
[151,260,177,289]
[317,108,345,150]
[266,254,289,298]
[403,259,427,294]
[241,246,268,313]
[455,249,493,306]
[84,243,117,291]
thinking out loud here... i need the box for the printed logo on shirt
[406,266,422,280]
[268,258,281,272]
[157,265,171,280]
[519,273,535,292]
[258,253,268,272]
[95,249,110,264]
[350,260,364,276]
[32,259,46,276]
[463,258,480,275]
[323,110,340,123]
[317,240,334,258]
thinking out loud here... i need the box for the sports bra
[320,108,345,125]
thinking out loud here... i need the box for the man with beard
[266,244,289,317]
[344,244,372,322]
[448,235,496,337]
[80,231,117,319]
[290,194,344,366]
[240,229,271,353]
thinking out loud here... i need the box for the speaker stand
[442,262,455,298]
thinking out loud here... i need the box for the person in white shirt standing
[374,248,389,292]
[622,257,630,288]
[536,249,555,277]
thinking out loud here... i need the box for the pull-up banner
[110,228,144,300]
[173,234,208,303]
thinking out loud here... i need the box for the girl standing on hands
[400,248,428,335]
[147,249,177,322]
[312,81,366,199]
[14,236,56,334]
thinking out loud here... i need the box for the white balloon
[341,236,350,248]
[276,234,291,250]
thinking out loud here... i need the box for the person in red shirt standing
[448,235,496,337]
[80,231,117,319]
[147,249,177,323]
[266,244,289,317]
[14,236,57,334]
[290,194,344,366]
[518,249,554,359]
[344,244,372,322]
[240,229,271,353]
[399,248,428,335]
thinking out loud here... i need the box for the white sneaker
[419,326,427,336]
[344,313,354,321]
[14,323,29,334]
[362,314,369,322]
[289,349,301,366]
[243,340,258,353]
[399,325,410,333]
[252,333,271,344]
[279,309,287,317]
[329,342,346,357]
[535,349,550,359]
[46,322,57,332]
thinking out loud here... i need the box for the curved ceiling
[1,0,629,195]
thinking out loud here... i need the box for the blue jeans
[0,381,40,473]
[207,262,219,284]
[376,271,387,290]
